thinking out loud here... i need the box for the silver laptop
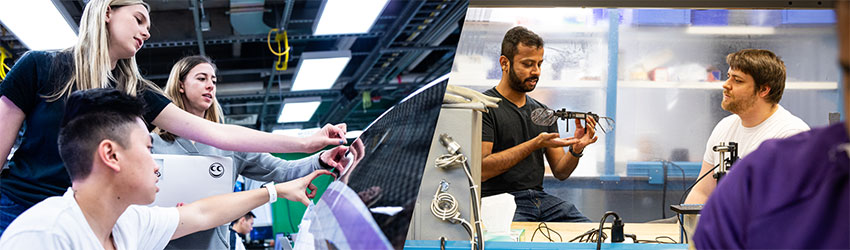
[150,154,234,207]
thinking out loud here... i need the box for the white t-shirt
[233,232,246,250]
[0,188,179,250]
[703,104,810,166]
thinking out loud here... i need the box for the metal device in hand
[711,142,739,183]
[530,107,615,133]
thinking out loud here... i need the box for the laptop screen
[150,154,233,207]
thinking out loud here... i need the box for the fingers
[586,119,596,137]
[298,196,312,207]
[335,123,347,138]
[324,123,347,140]
[326,138,347,146]
[335,145,350,155]
[538,132,560,140]
[306,183,317,198]
[552,137,579,147]
[587,116,597,133]
[306,169,334,182]
[574,116,583,129]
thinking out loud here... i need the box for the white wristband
[264,183,277,203]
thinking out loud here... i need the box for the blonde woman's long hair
[155,55,224,142]
[47,0,161,101]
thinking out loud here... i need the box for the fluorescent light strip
[686,26,775,35]
[0,0,77,50]
[314,0,389,35]
[278,98,322,123]
[292,52,351,91]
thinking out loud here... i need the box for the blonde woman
[0,0,345,233]
[154,55,349,250]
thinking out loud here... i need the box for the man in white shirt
[229,212,255,250]
[685,49,810,204]
[0,88,331,249]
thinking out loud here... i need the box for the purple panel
[692,10,728,26]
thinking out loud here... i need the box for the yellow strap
[267,29,290,71]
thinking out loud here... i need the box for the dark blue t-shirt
[0,50,170,208]
[481,87,558,197]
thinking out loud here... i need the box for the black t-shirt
[0,50,171,208]
[481,87,558,197]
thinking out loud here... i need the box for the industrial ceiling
[0,0,467,132]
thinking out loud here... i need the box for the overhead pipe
[191,0,206,56]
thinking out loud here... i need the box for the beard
[507,63,539,93]
[721,90,756,114]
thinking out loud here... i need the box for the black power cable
[530,222,563,242]
[674,163,720,244]
[596,211,624,250]
[659,160,687,219]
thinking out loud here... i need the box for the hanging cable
[267,28,290,71]
[430,181,474,246]
[0,47,10,80]
[433,134,484,250]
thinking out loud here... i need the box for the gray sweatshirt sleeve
[233,151,323,183]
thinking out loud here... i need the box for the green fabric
[269,149,333,234]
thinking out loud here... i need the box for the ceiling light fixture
[313,0,389,35]
[278,97,322,123]
[291,51,351,91]
[0,0,77,50]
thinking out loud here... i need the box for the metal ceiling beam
[146,68,276,80]
[319,1,428,127]
[142,32,384,48]
[191,0,207,56]
[379,45,456,53]
[218,89,341,102]
[375,1,465,88]
[287,15,399,24]
[219,94,338,108]
[280,0,294,30]
[257,64,277,131]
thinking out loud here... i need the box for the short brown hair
[501,26,544,63]
[726,49,786,104]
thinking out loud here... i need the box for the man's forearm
[685,161,717,204]
[192,188,266,226]
[482,140,539,181]
[173,188,269,239]
[552,151,580,180]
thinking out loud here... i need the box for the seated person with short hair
[229,212,255,250]
[482,26,598,222]
[693,4,849,248]
[685,49,809,204]
[0,88,329,249]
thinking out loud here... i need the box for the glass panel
[452,7,838,178]
[451,8,612,177]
